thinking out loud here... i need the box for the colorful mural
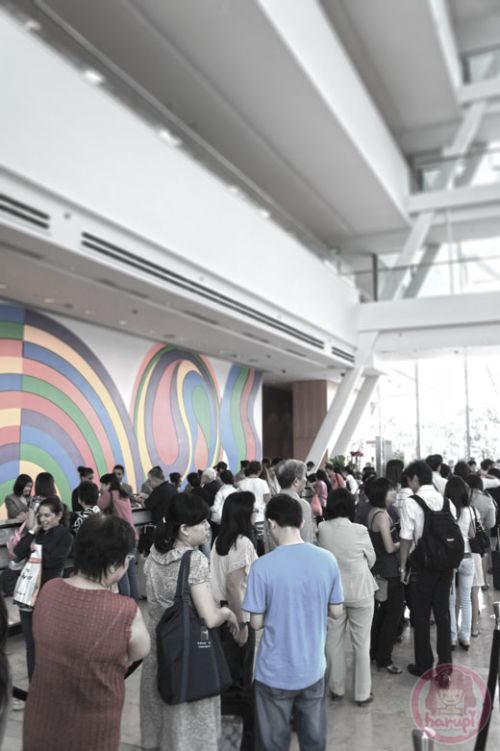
[0,305,262,510]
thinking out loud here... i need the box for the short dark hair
[113,464,125,472]
[13,474,32,497]
[187,472,200,488]
[481,459,494,472]
[325,489,355,521]
[453,461,469,480]
[100,473,128,498]
[240,460,249,469]
[74,515,134,580]
[155,493,209,553]
[426,454,443,472]
[466,473,483,492]
[148,466,164,480]
[365,478,392,509]
[220,470,234,485]
[78,481,99,507]
[169,472,181,484]
[406,460,432,486]
[77,466,93,479]
[440,463,451,479]
[35,472,56,498]
[265,495,302,528]
[246,461,262,476]
[215,461,228,473]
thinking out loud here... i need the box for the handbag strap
[174,549,194,602]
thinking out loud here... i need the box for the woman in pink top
[315,469,331,509]
[98,473,139,601]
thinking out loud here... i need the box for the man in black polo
[144,469,177,525]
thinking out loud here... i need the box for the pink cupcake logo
[410,665,490,745]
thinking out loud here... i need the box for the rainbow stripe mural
[0,305,262,510]
[0,305,142,505]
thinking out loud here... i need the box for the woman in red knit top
[23,515,150,751]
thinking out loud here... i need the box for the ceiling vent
[81,231,325,350]
[182,310,220,326]
[0,194,50,230]
[331,346,355,364]
[0,241,45,260]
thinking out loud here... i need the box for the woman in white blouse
[210,491,258,750]
[445,476,475,649]
[318,489,377,706]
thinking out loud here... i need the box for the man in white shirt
[425,454,447,496]
[238,461,270,554]
[399,460,457,681]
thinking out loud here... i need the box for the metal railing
[414,145,500,193]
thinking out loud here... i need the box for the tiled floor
[4,587,500,750]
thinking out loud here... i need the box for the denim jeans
[254,677,326,751]
[449,555,474,643]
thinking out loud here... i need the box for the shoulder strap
[175,549,194,601]
[368,507,385,531]
[410,494,429,513]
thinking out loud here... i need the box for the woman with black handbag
[140,493,238,751]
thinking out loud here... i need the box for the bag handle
[368,507,385,531]
[174,549,194,602]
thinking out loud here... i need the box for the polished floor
[4,585,500,750]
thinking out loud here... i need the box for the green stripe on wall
[0,321,23,340]
[22,376,107,474]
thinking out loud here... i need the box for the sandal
[378,663,402,674]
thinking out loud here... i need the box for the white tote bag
[13,544,43,610]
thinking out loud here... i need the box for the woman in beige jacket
[318,489,377,706]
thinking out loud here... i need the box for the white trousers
[326,596,374,702]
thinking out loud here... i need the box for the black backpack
[410,494,464,571]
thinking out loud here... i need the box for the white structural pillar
[307,94,490,464]
[330,374,380,457]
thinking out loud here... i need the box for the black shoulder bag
[156,549,232,705]
[469,507,489,556]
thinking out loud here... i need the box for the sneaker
[12,699,25,711]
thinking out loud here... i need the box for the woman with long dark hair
[140,493,238,751]
[210,492,258,750]
[5,474,33,520]
[445,475,475,649]
[366,478,403,674]
[98,473,138,600]
[14,496,72,680]
[31,473,57,514]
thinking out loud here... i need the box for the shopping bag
[13,544,42,609]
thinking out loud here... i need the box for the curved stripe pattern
[133,346,221,478]
[0,304,141,505]
[220,365,262,471]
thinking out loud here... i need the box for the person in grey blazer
[318,488,377,706]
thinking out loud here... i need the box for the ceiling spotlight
[119,319,128,326]
[259,208,271,219]
[83,69,105,86]
[24,19,41,32]
[228,185,240,195]
[44,297,55,303]
[158,128,182,147]
[84,309,93,315]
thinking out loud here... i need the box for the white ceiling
[449,0,500,26]
[23,0,410,248]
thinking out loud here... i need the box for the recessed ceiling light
[228,185,240,195]
[158,128,182,147]
[119,319,128,326]
[84,309,93,315]
[259,208,271,219]
[44,297,55,303]
[24,19,41,32]
[0,283,8,290]
[83,69,105,86]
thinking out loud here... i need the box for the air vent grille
[0,194,50,230]
[182,310,219,326]
[82,232,324,350]
[331,346,355,364]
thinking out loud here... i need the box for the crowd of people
[1,451,499,750]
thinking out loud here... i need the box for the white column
[331,375,380,457]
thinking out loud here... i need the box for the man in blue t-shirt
[243,494,344,750]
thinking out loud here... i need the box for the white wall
[0,11,358,345]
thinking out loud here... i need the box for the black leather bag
[156,549,231,705]
[469,507,489,556]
